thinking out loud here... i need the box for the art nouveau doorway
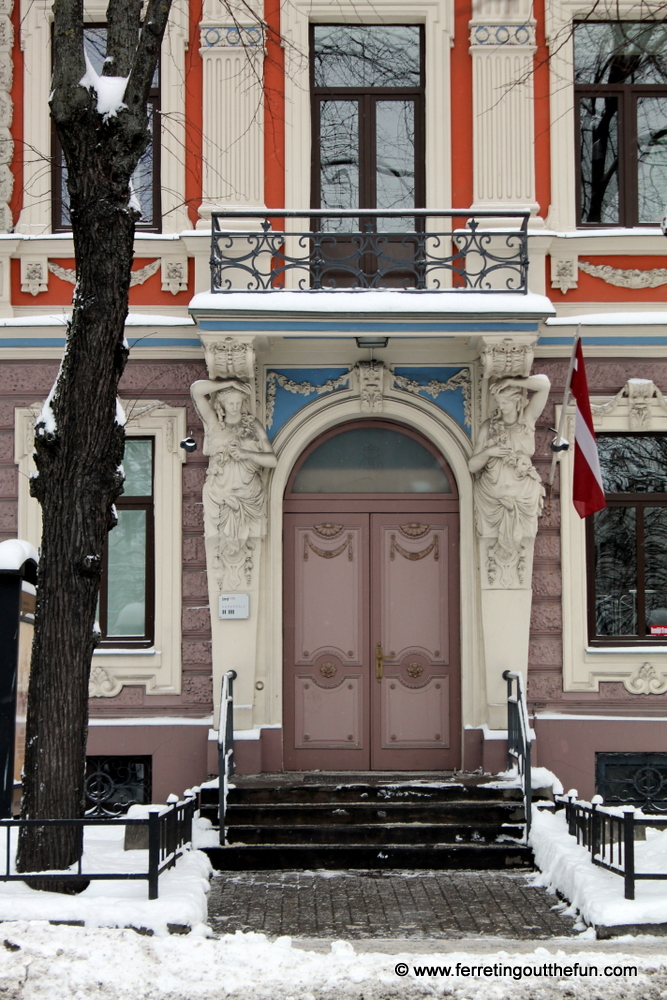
[283,421,460,770]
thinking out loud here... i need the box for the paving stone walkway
[207,869,578,939]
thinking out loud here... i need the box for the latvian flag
[571,338,606,518]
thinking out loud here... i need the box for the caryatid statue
[468,374,550,587]
[191,378,277,589]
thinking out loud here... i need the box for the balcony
[209,209,530,295]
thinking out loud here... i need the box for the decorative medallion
[398,522,430,538]
[406,662,423,678]
[313,523,344,538]
[320,661,337,678]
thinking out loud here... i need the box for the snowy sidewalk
[207,869,578,939]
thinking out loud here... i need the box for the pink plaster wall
[87,724,209,802]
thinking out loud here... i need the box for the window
[52,27,161,232]
[98,438,154,647]
[588,434,667,644]
[575,21,667,226]
[311,25,425,230]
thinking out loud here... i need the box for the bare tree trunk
[16,0,170,885]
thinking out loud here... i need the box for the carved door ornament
[390,533,439,562]
[304,532,354,561]
[398,523,429,538]
[406,662,423,678]
[313,523,344,538]
[320,661,337,678]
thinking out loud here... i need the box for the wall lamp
[355,336,388,349]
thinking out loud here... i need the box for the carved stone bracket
[479,336,534,380]
[20,256,48,296]
[551,254,578,293]
[625,662,667,697]
[89,665,123,699]
[205,337,255,381]
[591,379,667,431]
[355,360,385,413]
[161,256,189,295]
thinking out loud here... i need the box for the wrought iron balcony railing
[210,209,530,294]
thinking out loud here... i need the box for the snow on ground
[0,819,211,935]
[1,923,666,1000]
[530,806,667,928]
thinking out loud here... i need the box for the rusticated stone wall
[0,357,213,717]
[529,356,667,715]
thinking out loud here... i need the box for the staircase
[200,772,535,870]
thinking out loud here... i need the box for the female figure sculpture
[191,378,277,585]
[469,374,550,584]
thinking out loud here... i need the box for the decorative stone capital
[355,360,385,413]
[477,335,536,381]
[161,256,189,296]
[203,336,256,382]
[469,22,535,46]
[199,24,264,52]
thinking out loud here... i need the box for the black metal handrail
[0,795,195,899]
[218,669,237,845]
[210,209,529,294]
[558,792,667,900]
[502,669,532,834]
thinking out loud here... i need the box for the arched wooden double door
[283,421,460,771]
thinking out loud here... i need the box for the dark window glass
[292,426,452,494]
[313,25,421,88]
[575,21,667,227]
[53,27,160,231]
[589,434,667,643]
[98,437,154,646]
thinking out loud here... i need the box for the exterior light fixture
[355,337,388,349]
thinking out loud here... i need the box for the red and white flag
[571,338,606,518]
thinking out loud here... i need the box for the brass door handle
[375,643,384,683]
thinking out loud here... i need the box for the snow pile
[0,924,664,1000]
[530,806,667,927]
[481,767,564,794]
[0,819,212,935]
[79,51,129,118]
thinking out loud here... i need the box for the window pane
[579,95,619,224]
[574,22,667,85]
[598,435,667,493]
[313,26,421,88]
[637,96,667,223]
[594,506,637,635]
[644,507,667,636]
[123,439,152,496]
[376,101,415,232]
[106,509,147,637]
[292,427,451,493]
[319,100,359,231]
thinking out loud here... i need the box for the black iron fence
[210,209,529,294]
[218,669,237,845]
[0,795,195,899]
[503,669,532,833]
[559,792,667,900]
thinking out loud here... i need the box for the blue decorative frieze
[392,366,472,434]
[265,368,351,440]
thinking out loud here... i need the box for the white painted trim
[281,0,453,214]
[15,399,187,696]
[256,384,483,741]
[558,383,667,694]
[17,0,190,234]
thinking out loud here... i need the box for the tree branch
[124,0,171,112]
[104,0,144,78]
[50,0,87,122]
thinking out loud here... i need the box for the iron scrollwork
[84,755,152,817]
[211,210,529,294]
[596,752,667,813]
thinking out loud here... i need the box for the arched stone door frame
[259,392,482,766]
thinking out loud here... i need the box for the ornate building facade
[2,0,667,804]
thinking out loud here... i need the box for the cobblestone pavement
[207,869,578,939]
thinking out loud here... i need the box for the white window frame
[559,379,667,696]
[17,0,189,235]
[15,399,187,697]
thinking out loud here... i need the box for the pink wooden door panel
[283,514,370,770]
[371,513,460,770]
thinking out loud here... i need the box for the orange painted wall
[548,256,667,303]
[264,0,285,209]
[450,0,473,208]
[184,0,204,226]
[533,0,551,218]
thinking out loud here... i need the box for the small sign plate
[219,594,249,620]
